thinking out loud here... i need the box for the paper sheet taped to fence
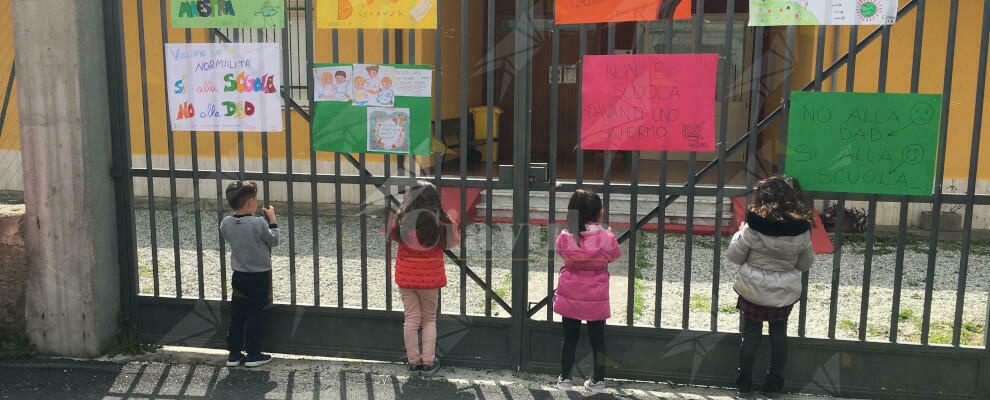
[749,0,897,26]
[316,0,437,29]
[785,91,942,196]
[165,43,283,132]
[169,0,285,28]
[580,54,717,152]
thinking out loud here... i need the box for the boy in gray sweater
[221,181,279,367]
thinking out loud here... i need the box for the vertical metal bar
[891,0,926,342]
[409,28,416,183]
[183,27,205,300]
[921,0,959,345]
[828,26,858,339]
[332,29,345,308]
[433,1,443,314]
[0,65,14,137]
[625,22,645,327]
[282,7,297,305]
[210,29,227,302]
[358,29,368,310]
[235,28,246,179]
[135,0,160,296]
[859,25,891,341]
[798,25,817,338]
[485,0,495,317]
[160,0,182,298]
[969,0,990,349]
[602,23,615,226]
[306,0,320,307]
[683,0,705,330]
[655,14,674,329]
[576,24,586,186]
[778,25,797,171]
[712,0,735,332]
[510,0,533,370]
[459,0,469,316]
[383,29,392,312]
[745,27,763,209]
[546,14,560,321]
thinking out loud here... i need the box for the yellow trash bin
[469,106,502,162]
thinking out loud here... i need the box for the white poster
[749,0,897,26]
[352,64,396,107]
[391,69,433,98]
[314,66,353,102]
[165,43,283,132]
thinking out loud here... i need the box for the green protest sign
[311,63,432,156]
[785,91,942,196]
[170,0,284,29]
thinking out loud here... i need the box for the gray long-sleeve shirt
[220,214,280,273]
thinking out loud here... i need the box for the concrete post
[12,0,120,357]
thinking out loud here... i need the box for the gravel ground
[135,207,990,347]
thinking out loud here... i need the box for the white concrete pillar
[13,0,120,357]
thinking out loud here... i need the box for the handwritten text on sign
[580,54,717,152]
[785,91,941,196]
[165,43,282,132]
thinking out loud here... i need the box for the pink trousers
[400,288,439,365]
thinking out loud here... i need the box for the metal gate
[103,0,990,398]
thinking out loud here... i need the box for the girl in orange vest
[387,180,458,375]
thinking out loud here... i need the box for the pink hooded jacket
[553,223,622,322]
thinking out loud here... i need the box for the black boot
[760,373,784,397]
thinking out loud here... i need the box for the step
[475,189,734,226]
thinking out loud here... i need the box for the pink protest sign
[580,54,717,152]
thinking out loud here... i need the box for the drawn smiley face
[901,144,925,165]
[909,102,935,125]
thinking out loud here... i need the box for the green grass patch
[843,234,898,256]
[899,308,916,322]
[493,273,511,301]
[632,280,648,322]
[689,294,711,312]
[839,319,858,332]
[718,304,739,314]
[138,264,153,278]
[693,236,728,250]
[106,316,160,358]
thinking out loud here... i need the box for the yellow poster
[317,0,437,30]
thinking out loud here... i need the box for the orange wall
[766,0,990,179]
[0,0,18,152]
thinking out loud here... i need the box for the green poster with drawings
[170,0,284,29]
[785,91,942,196]
[311,63,432,155]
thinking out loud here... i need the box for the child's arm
[443,222,460,250]
[725,224,751,265]
[260,206,280,248]
[796,236,814,272]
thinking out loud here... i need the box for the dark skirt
[736,296,793,322]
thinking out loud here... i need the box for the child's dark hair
[748,176,815,226]
[566,189,603,247]
[388,180,453,248]
[225,181,258,211]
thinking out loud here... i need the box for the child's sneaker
[226,352,244,367]
[408,363,422,373]
[584,379,605,393]
[244,353,272,367]
[556,376,573,391]
[421,360,441,375]
[735,389,754,399]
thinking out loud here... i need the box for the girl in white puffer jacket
[726,176,815,398]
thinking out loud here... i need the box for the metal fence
[103,0,990,398]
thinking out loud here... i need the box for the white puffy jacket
[726,213,815,308]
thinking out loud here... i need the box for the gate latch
[497,163,550,185]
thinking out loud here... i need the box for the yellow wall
[0,0,18,152]
[768,0,990,179]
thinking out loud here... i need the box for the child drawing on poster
[377,77,395,106]
[352,77,369,106]
[368,107,411,153]
[317,71,336,101]
[313,66,352,102]
[353,64,395,107]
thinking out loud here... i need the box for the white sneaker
[584,379,605,393]
[557,376,573,391]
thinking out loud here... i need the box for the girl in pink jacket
[553,189,621,393]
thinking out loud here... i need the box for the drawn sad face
[901,144,925,165]
[909,102,935,125]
